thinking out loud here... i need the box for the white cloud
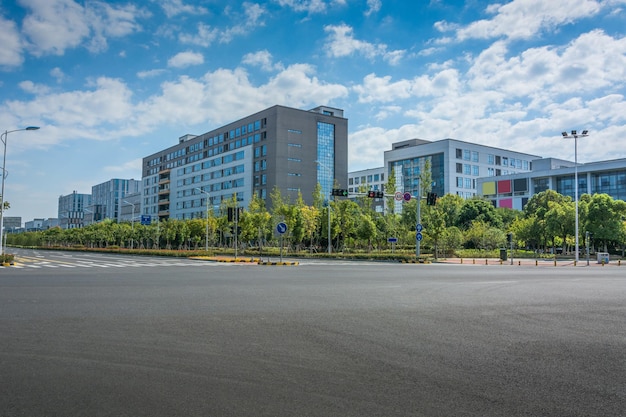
[50,67,65,83]
[158,0,209,18]
[324,24,406,65]
[454,0,603,41]
[242,50,284,71]
[179,23,219,47]
[167,51,204,68]
[179,3,266,46]
[20,0,145,56]
[104,158,142,173]
[365,0,382,16]
[275,0,346,14]
[0,14,24,67]
[137,69,167,79]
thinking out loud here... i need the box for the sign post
[276,222,287,262]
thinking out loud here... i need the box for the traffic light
[507,232,513,243]
[367,190,384,198]
[331,189,348,197]
[426,192,438,205]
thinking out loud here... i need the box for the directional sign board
[276,222,288,234]
[416,232,423,241]
[140,215,151,225]
[387,237,398,243]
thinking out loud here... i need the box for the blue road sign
[387,237,398,243]
[140,215,151,225]
[416,223,423,232]
[416,232,423,241]
[403,192,411,201]
[276,222,288,234]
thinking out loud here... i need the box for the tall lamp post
[0,126,40,256]
[195,188,210,251]
[122,200,136,249]
[315,160,332,254]
[561,129,589,264]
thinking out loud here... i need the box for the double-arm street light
[195,188,210,251]
[0,126,40,256]
[561,129,589,264]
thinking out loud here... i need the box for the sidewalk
[436,257,623,267]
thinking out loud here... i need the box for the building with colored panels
[477,157,626,209]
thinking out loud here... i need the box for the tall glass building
[141,105,348,220]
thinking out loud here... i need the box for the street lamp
[561,129,589,264]
[0,126,40,256]
[315,160,332,254]
[195,188,210,251]
[122,200,136,249]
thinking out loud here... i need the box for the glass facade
[591,170,626,201]
[556,175,587,200]
[391,153,444,197]
[317,122,335,202]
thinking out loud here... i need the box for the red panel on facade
[497,180,511,194]
[499,198,513,209]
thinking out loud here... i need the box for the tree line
[7,185,626,257]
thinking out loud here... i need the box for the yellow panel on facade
[482,181,496,195]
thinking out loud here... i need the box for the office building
[141,105,348,220]
[58,191,92,229]
[477,157,626,209]
[384,138,540,210]
[87,179,141,224]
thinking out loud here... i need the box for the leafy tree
[458,199,502,230]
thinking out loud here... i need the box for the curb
[400,259,431,264]
[257,261,299,266]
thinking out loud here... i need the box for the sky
[1,0,626,223]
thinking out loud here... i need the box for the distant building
[88,179,141,224]
[25,218,44,231]
[58,191,92,229]
[348,167,386,212]
[119,191,141,223]
[141,104,348,221]
[3,216,21,232]
[477,157,626,209]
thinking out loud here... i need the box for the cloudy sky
[1,0,625,223]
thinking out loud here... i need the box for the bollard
[554,259,557,267]
[461,258,463,264]
[473,259,475,264]
[518,261,521,266]
[500,259,503,265]
[602,259,605,266]
[619,260,621,267]
[485,259,488,265]
[574,260,577,267]
[535,260,538,266]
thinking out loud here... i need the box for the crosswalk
[2,256,229,270]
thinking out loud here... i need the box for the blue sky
[1,0,625,223]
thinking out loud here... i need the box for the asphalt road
[1,250,625,416]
